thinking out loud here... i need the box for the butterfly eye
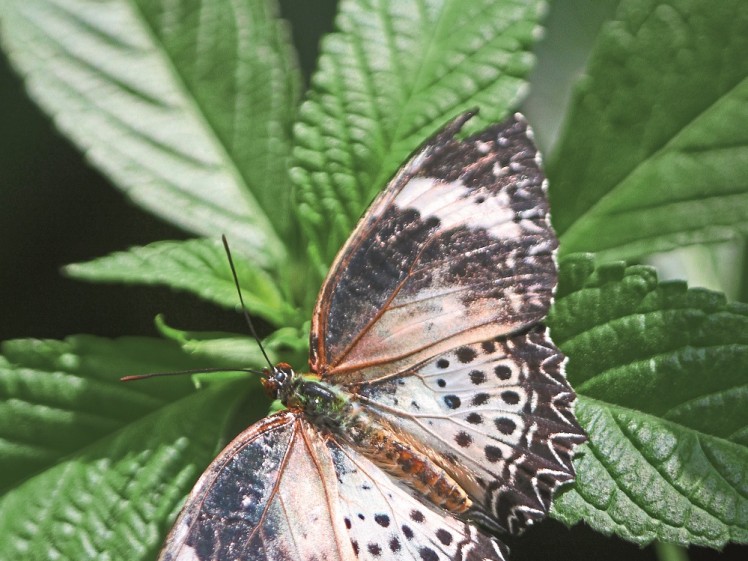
[276,363,295,378]
[260,376,279,399]
[261,364,294,398]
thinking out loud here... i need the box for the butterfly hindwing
[356,326,585,534]
[159,410,506,561]
[324,427,507,561]
[311,112,556,383]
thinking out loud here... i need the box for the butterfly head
[261,363,297,402]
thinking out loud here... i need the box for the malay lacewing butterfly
[158,110,585,561]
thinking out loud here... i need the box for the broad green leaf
[549,255,748,547]
[262,324,310,371]
[292,0,547,281]
[0,336,227,493]
[548,0,748,261]
[522,0,619,152]
[0,0,300,266]
[65,238,300,326]
[0,335,267,560]
[0,375,251,561]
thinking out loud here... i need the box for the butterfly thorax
[263,363,472,514]
[262,363,351,428]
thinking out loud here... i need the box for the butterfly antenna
[121,366,265,383]
[221,235,274,370]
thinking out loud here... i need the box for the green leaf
[549,255,748,547]
[548,0,748,261]
[0,335,266,560]
[154,315,278,367]
[153,317,309,374]
[0,375,249,561]
[292,0,547,281]
[65,238,300,326]
[0,336,228,493]
[0,0,300,266]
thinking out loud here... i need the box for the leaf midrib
[366,1,466,188]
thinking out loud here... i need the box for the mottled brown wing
[310,111,556,383]
[158,411,506,561]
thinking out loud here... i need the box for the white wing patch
[395,176,526,239]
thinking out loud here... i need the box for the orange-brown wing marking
[310,112,556,384]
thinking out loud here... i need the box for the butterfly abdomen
[342,403,473,514]
[290,377,474,514]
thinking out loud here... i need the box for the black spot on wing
[485,446,503,463]
[455,431,472,447]
[469,370,486,385]
[436,528,453,545]
[501,391,520,405]
[374,514,390,527]
[494,365,513,380]
[456,347,477,363]
[467,412,483,425]
[494,417,517,435]
[471,393,490,406]
[419,547,439,561]
[389,537,401,552]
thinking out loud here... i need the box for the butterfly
[158,110,586,561]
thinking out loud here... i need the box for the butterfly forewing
[159,411,353,561]
[159,410,506,561]
[311,113,556,383]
